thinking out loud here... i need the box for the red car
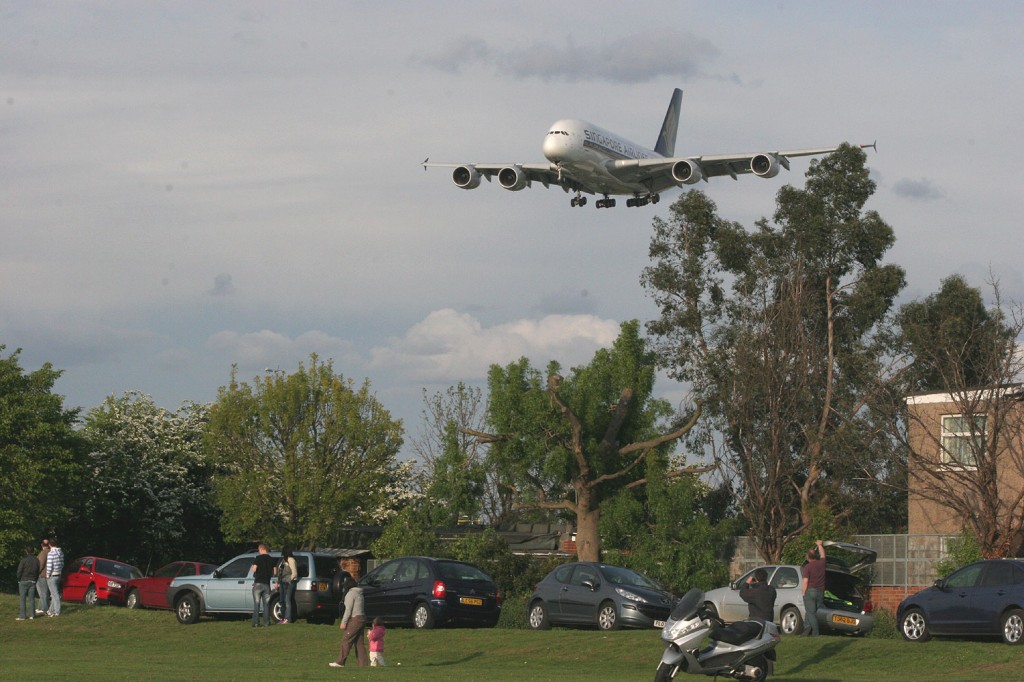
[126,561,218,610]
[63,556,143,606]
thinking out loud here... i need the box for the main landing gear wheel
[626,193,660,207]
[595,197,617,209]
[570,195,588,207]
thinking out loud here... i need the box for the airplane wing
[612,143,876,190]
[422,160,588,193]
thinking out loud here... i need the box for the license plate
[459,597,483,606]
[653,620,666,628]
[832,614,857,626]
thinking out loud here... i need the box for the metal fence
[728,534,955,588]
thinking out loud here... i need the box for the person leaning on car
[250,544,276,628]
[801,540,826,636]
[739,568,776,622]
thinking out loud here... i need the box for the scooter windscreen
[669,588,704,621]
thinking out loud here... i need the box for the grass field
[1,593,1022,680]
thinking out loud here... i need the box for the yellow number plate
[459,597,484,606]
[832,614,857,625]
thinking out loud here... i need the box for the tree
[642,145,906,561]
[411,383,494,526]
[600,452,735,593]
[206,355,405,549]
[466,321,702,562]
[895,280,1024,558]
[0,347,84,566]
[73,392,221,569]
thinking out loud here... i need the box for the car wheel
[780,605,804,635]
[270,596,283,622]
[655,661,678,682]
[413,602,435,629]
[1001,608,1024,645]
[900,607,931,642]
[597,600,620,631]
[528,601,551,630]
[175,594,200,625]
[84,585,98,607]
[126,589,141,610]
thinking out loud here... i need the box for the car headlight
[615,588,648,603]
[107,580,124,590]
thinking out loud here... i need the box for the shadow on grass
[425,651,485,666]
[780,637,855,678]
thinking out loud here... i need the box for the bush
[497,591,530,629]
[935,531,982,578]
[867,606,897,639]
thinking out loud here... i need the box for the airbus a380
[423,89,875,208]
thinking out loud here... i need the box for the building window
[940,414,986,467]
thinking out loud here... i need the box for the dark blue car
[898,559,1024,644]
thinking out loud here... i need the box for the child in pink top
[368,617,387,667]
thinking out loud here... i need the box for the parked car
[167,550,346,624]
[527,561,676,631]
[897,558,1024,644]
[703,541,876,636]
[62,556,143,606]
[126,561,217,610]
[358,556,501,629]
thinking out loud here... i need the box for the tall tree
[411,383,494,526]
[0,347,83,565]
[642,145,906,561]
[206,355,405,549]
[73,392,221,568]
[895,280,1024,558]
[466,321,702,562]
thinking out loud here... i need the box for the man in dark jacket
[17,546,40,620]
[739,568,777,622]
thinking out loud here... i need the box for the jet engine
[751,153,782,178]
[671,159,704,185]
[452,165,482,189]
[498,166,529,191]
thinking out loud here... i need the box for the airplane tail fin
[654,88,683,157]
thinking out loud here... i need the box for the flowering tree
[75,392,219,568]
[206,355,405,549]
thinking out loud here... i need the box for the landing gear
[596,195,617,209]
[570,194,588,207]
[626,193,660,207]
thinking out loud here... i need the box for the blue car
[898,559,1024,644]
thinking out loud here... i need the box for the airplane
[423,89,875,208]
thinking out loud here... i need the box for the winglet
[654,88,683,157]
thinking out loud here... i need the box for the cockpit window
[547,130,569,136]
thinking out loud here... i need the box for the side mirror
[933,577,946,590]
[581,579,599,591]
[212,569,222,579]
[729,580,740,590]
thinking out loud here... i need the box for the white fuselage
[542,119,662,195]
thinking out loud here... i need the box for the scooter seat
[710,620,764,646]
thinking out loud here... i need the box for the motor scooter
[655,588,780,682]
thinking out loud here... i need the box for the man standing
[35,539,50,617]
[45,538,64,617]
[17,546,40,620]
[801,539,826,636]
[250,544,276,628]
[739,568,777,623]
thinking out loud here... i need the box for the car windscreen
[437,561,492,583]
[96,559,142,580]
[599,564,663,591]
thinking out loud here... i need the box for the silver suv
[168,550,347,624]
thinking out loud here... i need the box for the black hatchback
[358,556,501,629]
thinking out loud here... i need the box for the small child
[368,616,387,667]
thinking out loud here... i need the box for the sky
[3,1,1023,458]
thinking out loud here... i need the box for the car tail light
[432,581,446,599]
[863,599,873,613]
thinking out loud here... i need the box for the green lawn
[1,593,1021,680]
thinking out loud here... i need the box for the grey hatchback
[527,562,676,630]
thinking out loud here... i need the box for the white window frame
[939,413,986,469]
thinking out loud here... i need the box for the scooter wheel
[654,661,678,682]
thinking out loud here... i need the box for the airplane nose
[543,132,565,163]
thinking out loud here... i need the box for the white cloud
[368,309,621,382]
